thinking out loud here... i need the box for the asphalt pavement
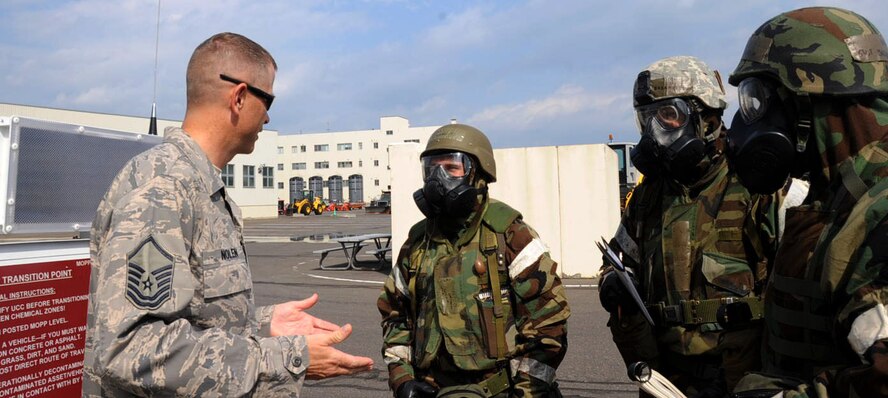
[244,212,638,397]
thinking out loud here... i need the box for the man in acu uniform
[725,7,888,398]
[83,32,373,397]
[599,56,782,397]
[378,123,571,397]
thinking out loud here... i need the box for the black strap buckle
[716,300,753,329]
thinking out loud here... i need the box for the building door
[289,177,304,203]
[348,174,363,203]
[309,176,324,200]
[328,175,343,203]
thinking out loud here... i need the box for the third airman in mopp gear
[379,123,570,397]
[600,56,782,397]
[727,7,888,398]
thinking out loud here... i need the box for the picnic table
[313,233,392,270]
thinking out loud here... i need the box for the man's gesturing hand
[271,293,340,336]
[306,324,375,379]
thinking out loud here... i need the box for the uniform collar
[163,126,226,195]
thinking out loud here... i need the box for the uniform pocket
[201,253,252,299]
[701,252,753,297]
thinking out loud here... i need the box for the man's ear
[229,85,247,113]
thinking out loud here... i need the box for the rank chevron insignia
[126,236,174,309]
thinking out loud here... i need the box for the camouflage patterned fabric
[730,7,888,96]
[378,199,570,397]
[635,56,727,109]
[605,152,780,394]
[728,7,888,398]
[83,127,308,397]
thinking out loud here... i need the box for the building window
[386,130,393,135]
[373,142,379,149]
[278,182,284,189]
[358,160,363,167]
[300,145,307,152]
[262,166,274,188]
[358,142,363,150]
[315,161,330,169]
[337,161,353,168]
[277,146,284,154]
[404,139,420,143]
[337,143,352,151]
[277,163,284,171]
[292,162,306,170]
[291,146,298,154]
[374,160,379,167]
[374,179,380,186]
[243,165,255,188]
[222,164,235,187]
[314,144,329,152]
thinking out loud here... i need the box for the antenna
[148,0,161,135]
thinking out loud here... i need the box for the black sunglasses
[219,74,275,110]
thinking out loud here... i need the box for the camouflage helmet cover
[633,55,728,110]
[422,123,497,182]
[729,7,888,95]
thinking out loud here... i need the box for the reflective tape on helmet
[848,303,888,362]
[384,345,412,365]
[509,238,548,279]
[392,265,409,297]
[510,357,556,384]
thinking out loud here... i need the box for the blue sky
[0,1,885,148]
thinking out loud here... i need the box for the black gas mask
[726,77,809,194]
[413,152,483,218]
[630,97,708,185]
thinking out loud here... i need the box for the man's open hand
[270,293,340,336]
[306,324,375,379]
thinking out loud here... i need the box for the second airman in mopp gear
[727,7,888,398]
[600,56,782,397]
[379,123,570,397]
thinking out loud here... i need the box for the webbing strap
[767,303,832,332]
[771,273,824,299]
[838,159,868,201]
[650,296,764,325]
[482,227,507,361]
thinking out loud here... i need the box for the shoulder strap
[481,223,508,362]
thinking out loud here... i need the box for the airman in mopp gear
[379,123,571,398]
[600,56,783,397]
[726,7,888,398]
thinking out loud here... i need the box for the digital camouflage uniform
[607,154,780,394]
[728,8,888,398]
[378,198,570,397]
[83,127,308,397]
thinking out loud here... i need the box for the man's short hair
[186,32,277,106]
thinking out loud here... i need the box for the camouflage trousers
[610,313,763,397]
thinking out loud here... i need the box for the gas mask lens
[738,77,770,124]
[635,98,691,146]
[421,152,473,180]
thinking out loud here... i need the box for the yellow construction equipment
[293,191,326,215]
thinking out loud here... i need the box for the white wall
[390,143,619,278]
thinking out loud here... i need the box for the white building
[275,116,438,205]
[0,103,439,218]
